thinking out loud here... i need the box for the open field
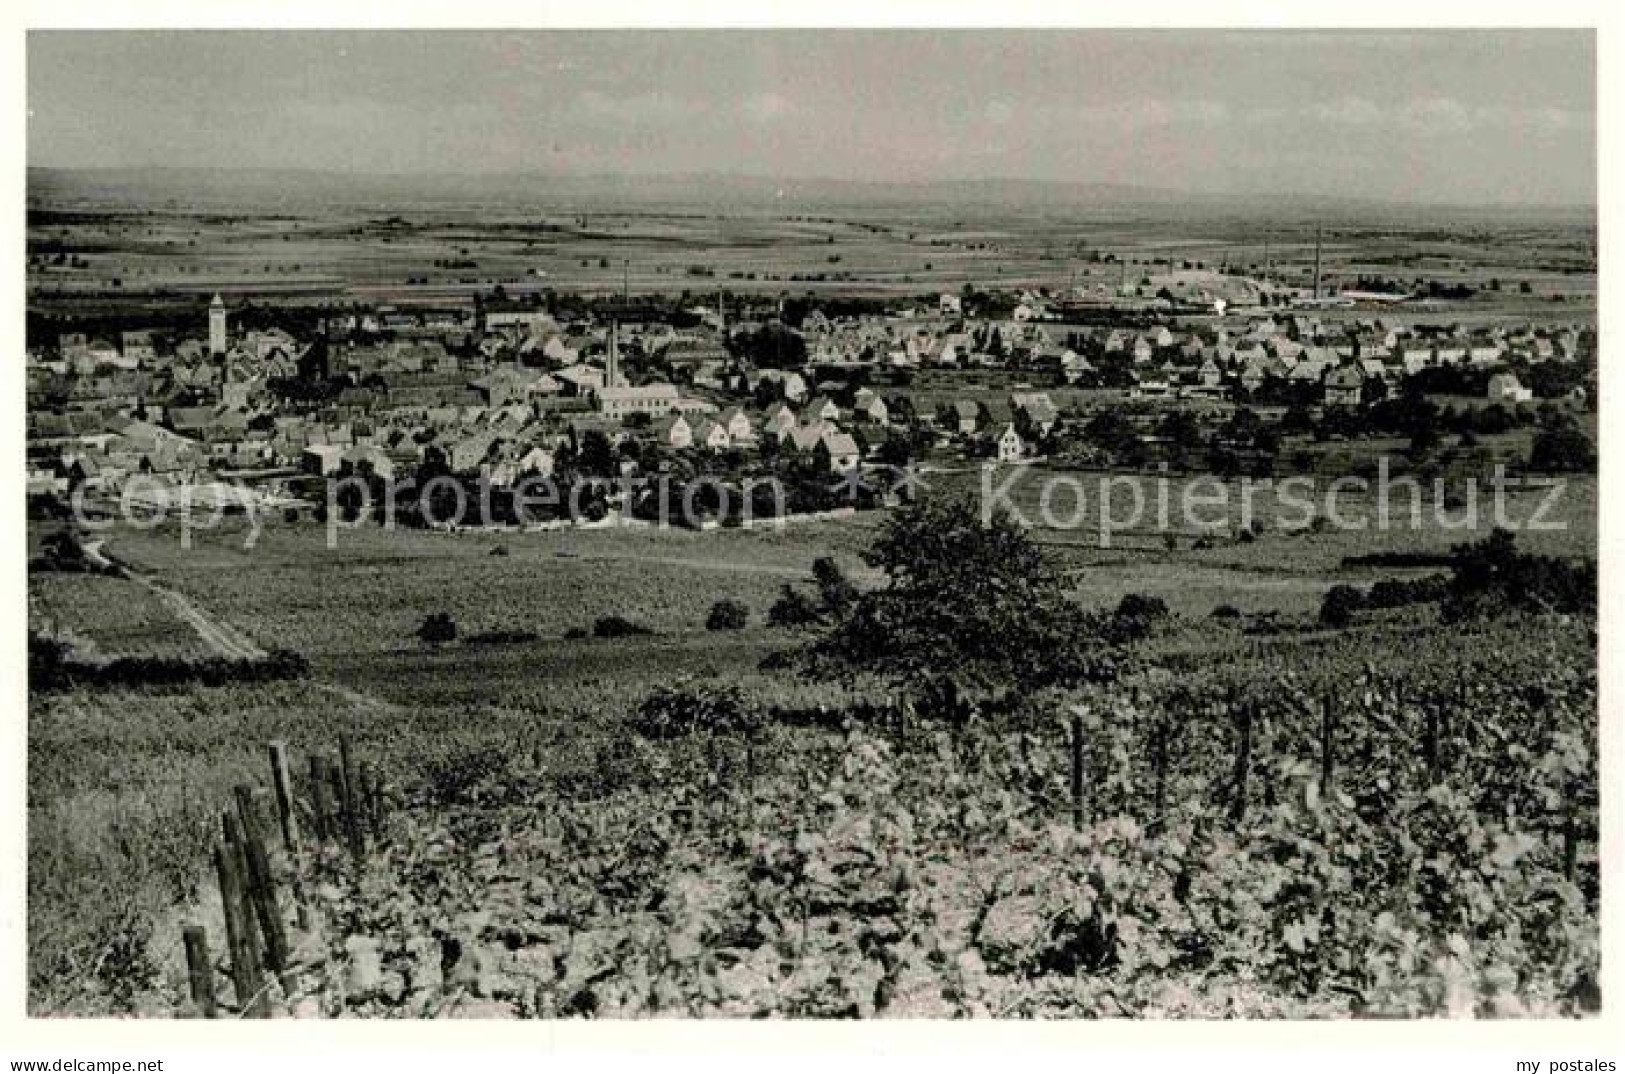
[28,571,214,661]
[28,168,1596,321]
[101,517,880,664]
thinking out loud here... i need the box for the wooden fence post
[360,761,385,842]
[233,786,291,990]
[182,924,217,1018]
[1152,720,1169,822]
[1424,703,1440,785]
[309,755,333,845]
[267,741,299,855]
[1069,713,1086,829]
[1321,692,1336,795]
[215,828,265,1017]
[339,736,366,861]
[747,731,757,801]
[1229,701,1253,826]
[1562,778,1579,882]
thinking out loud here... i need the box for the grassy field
[102,517,880,664]
[28,572,212,660]
[27,169,1596,318]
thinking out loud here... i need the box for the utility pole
[622,259,630,308]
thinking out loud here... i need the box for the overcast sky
[28,30,1596,205]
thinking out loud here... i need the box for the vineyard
[86,612,1597,1020]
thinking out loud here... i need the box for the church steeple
[208,293,227,356]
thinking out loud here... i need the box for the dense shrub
[811,557,859,616]
[31,643,311,692]
[1319,584,1367,628]
[465,628,539,646]
[1366,575,1451,611]
[705,599,749,632]
[628,681,758,739]
[417,611,457,645]
[1114,593,1170,621]
[593,615,652,638]
[767,584,823,628]
[1529,424,1596,474]
[1443,528,1596,621]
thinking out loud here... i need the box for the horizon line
[26,162,1599,214]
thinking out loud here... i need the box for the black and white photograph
[9,7,1618,1050]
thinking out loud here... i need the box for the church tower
[209,294,227,356]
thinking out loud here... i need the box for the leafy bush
[811,557,858,616]
[465,628,539,646]
[1319,584,1367,628]
[767,584,823,628]
[628,681,758,739]
[1211,604,1242,619]
[1366,575,1451,611]
[31,645,311,692]
[705,599,749,632]
[417,611,457,645]
[1529,424,1596,474]
[593,615,652,638]
[1443,528,1596,621]
[1115,593,1170,621]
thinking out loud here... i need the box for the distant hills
[27,165,1596,225]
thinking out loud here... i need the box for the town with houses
[25,274,1597,527]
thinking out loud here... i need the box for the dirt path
[129,570,268,660]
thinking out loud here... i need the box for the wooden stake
[1320,692,1336,795]
[309,755,333,844]
[1069,714,1086,829]
[1229,701,1253,826]
[1424,704,1440,785]
[360,761,384,842]
[182,924,217,1018]
[339,736,366,861]
[267,741,299,855]
[233,785,291,985]
[1152,721,1169,821]
[215,826,265,1017]
[1562,778,1579,882]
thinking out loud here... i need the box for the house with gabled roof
[1487,373,1532,404]
[995,424,1024,463]
[817,430,861,472]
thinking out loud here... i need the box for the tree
[1530,423,1596,474]
[812,556,858,616]
[815,497,1104,693]
[575,429,617,478]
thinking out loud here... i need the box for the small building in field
[1487,373,1533,404]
